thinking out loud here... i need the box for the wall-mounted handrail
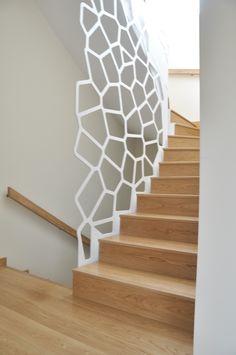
[169,69,200,76]
[7,187,89,246]
[171,110,199,129]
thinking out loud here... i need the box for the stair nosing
[120,213,199,223]
[151,176,199,180]
[164,148,200,151]
[100,237,198,256]
[137,193,199,198]
[168,135,200,139]
[174,123,200,131]
[160,161,199,165]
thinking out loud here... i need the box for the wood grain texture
[168,136,200,148]
[193,121,200,128]
[0,257,7,267]
[0,305,96,355]
[171,111,198,128]
[73,110,199,338]
[120,213,198,243]
[100,236,197,280]
[0,267,193,354]
[101,235,198,253]
[164,148,200,162]
[7,187,89,246]
[137,193,199,217]
[175,124,200,137]
[160,162,200,177]
[74,263,195,331]
[151,176,199,195]
[169,69,200,76]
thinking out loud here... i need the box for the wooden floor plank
[0,267,193,355]
[0,304,101,355]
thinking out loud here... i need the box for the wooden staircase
[73,111,200,335]
[0,259,193,353]
[0,111,199,354]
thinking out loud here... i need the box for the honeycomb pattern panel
[75,0,168,265]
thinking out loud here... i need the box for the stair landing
[0,266,192,354]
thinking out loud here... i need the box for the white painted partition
[194,0,236,354]
[75,0,169,266]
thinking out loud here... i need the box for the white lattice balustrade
[75,0,169,266]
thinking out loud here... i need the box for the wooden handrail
[169,69,200,76]
[7,187,90,246]
[171,110,199,129]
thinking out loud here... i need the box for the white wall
[194,0,236,353]
[0,0,91,287]
[146,0,199,69]
[148,0,200,122]
[168,75,200,121]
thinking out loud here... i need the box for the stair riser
[73,272,194,332]
[164,150,199,161]
[0,258,7,267]
[137,195,199,217]
[120,216,198,244]
[160,164,199,177]
[151,178,199,195]
[168,137,199,148]
[100,242,197,280]
[175,125,200,137]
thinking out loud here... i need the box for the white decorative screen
[75,0,169,266]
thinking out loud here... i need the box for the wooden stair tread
[174,125,200,137]
[101,235,198,255]
[168,135,199,140]
[174,124,200,138]
[152,176,199,180]
[123,212,199,223]
[168,135,199,148]
[174,123,200,131]
[0,267,193,354]
[151,176,200,195]
[138,193,199,198]
[76,263,195,301]
[137,193,199,217]
[164,148,200,151]
[160,161,199,165]
[192,121,200,127]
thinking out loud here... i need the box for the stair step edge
[164,148,200,151]
[174,123,200,131]
[100,236,198,255]
[75,263,195,301]
[138,193,199,198]
[120,213,199,222]
[168,135,200,139]
[152,176,199,180]
[160,161,199,165]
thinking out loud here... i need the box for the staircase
[73,111,200,333]
[0,258,193,354]
[0,111,199,353]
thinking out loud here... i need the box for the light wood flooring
[73,111,200,351]
[0,265,193,354]
[0,112,198,354]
